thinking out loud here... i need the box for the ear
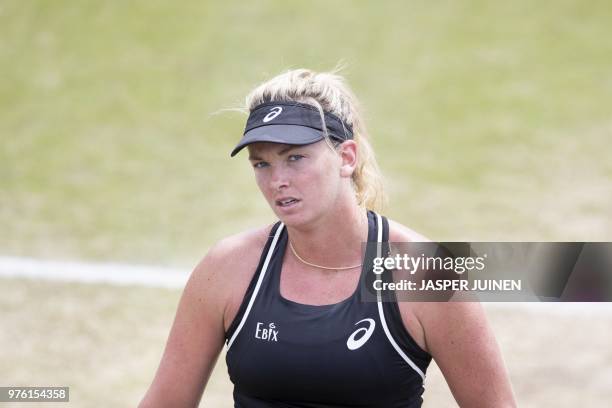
[338,141,358,178]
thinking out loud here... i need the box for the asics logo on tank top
[346,318,376,350]
[255,322,279,342]
[262,106,283,122]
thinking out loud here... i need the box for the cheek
[253,172,271,197]
[305,159,341,196]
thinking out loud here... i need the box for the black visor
[230,101,353,157]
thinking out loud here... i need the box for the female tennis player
[139,69,516,407]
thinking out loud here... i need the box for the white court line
[1,255,612,315]
[0,255,189,289]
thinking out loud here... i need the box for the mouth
[275,197,301,208]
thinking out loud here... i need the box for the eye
[288,154,304,162]
[252,161,269,169]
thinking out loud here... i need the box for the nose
[270,165,289,191]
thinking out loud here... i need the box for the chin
[275,212,308,228]
[272,206,326,230]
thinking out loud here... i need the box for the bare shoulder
[387,218,487,352]
[385,217,515,405]
[385,218,481,355]
[203,224,274,271]
[190,223,276,331]
[191,223,274,291]
[387,218,430,242]
[384,218,432,352]
[386,219,481,326]
[137,224,277,407]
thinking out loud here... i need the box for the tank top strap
[375,213,432,377]
[225,221,286,346]
[360,210,390,298]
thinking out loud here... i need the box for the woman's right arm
[138,243,231,408]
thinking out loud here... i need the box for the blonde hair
[244,68,387,212]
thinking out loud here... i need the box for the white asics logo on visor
[263,106,283,122]
[346,318,376,350]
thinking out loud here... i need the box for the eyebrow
[248,145,298,161]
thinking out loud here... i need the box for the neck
[285,200,369,269]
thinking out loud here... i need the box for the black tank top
[225,210,431,407]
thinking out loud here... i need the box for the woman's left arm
[415,301,517,407]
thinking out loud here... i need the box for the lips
[275,197,300,207]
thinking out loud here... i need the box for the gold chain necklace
[288,241,362,270]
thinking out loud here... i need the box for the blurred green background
[1,1,612,407]
[2,0,610,268]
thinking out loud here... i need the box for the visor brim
[230,125,324,157]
